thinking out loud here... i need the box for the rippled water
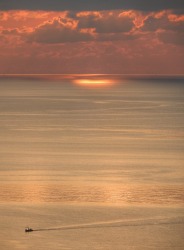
[0,183,184,205]
[0,75,184,249]
[0,75,183,205]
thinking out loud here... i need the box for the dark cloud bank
[0,0,184,12]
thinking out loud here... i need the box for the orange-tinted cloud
[77,11,134,33]
[0,9,183,74]
[142,11,184,33]
[21,10,136,44]
[26,17,94,43]
[1,10,183,45]
[158,30,184,45]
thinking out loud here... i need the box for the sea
[0,74,184,250]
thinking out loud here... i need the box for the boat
[25,227,33,232]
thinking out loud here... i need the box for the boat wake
[30,216,184,232]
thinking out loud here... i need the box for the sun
[73,78,114,87]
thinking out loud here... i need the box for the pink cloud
[142,11,184,33]
[1,10,183,45]
[26,17,95,43]
[0,10,183,74]
[77,11,134,33]
[24,11,135,44]
[158,30,184,45]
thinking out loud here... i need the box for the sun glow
[73,78,115,87]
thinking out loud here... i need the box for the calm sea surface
[0,75,184,249]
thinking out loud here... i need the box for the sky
[0,1,184,74]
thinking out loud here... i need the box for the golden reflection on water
[0,183,184,205]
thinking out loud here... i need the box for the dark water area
[0,74,184,249]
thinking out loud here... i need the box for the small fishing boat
[25,227,33,232]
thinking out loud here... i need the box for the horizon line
[0,74,184,76]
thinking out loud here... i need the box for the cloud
[24,11,136,44]
[0,0,183,12]
[26,17,94,43]
[2,10,183,46]
[1,28,20,35]
[0,8,183,48]
[0,8,183,75]
[140,11,184,45]
[77,11,134,33]
[158,30,184,45]
[0,34,183,75]
[142,11,184,32]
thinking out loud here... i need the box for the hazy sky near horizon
[0,1,184,74]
